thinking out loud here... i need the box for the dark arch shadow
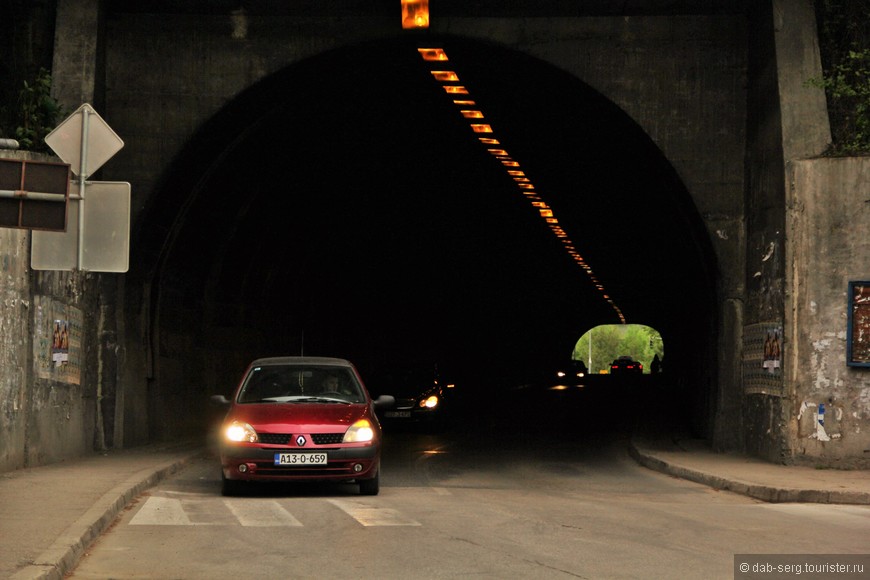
[131,34,718,439]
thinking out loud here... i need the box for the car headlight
[420,395,439,409]
[343,419,375,443]
[225,421,259,443]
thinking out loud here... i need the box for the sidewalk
[630,435,870,505]
[0,441,206,580]
[1,437,868,580]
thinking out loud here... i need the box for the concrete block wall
[787,157,870,468]
[0,151,98,472]
[0,221,31,471]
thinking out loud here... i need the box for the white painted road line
[327,499,422,526]
[130,497,191,526]
[129,495,422,527]
[224,499,303,527]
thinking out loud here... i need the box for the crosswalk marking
[327,499,422,527]
[130,497,191,526]
[128,495,422,527]
[224,499,303,527]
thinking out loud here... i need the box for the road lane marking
[129,495,422,527]
[130,497,191,526]
[327,499,421,526]
[224,499,303,527]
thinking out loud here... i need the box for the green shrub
[808,49,870,154]
[14,68,63,153]
[812,0,870,155]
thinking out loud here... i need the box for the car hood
[226,402,372,433]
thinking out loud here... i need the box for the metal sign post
[36,103,129,272]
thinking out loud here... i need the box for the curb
[10,451,204,580]
[628,443,870,505]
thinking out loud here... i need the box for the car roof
[248,356,355,368]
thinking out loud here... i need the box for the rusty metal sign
[0,158,70,231]
[848,281,870,367]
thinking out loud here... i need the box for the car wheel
[358,470,380,496]
[221,473,245,497]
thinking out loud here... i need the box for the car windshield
[237,364,365,404]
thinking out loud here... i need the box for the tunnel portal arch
[134,35,719,439]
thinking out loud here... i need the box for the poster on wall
[51,319,70,365]
[743,322,784,395]
[33,296,83,385]
[847,281,870,367]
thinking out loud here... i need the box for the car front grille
[312,433,344,445]
[251,460,358,477]
[258,433,344,445]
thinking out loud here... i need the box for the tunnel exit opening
[573,325,664,376]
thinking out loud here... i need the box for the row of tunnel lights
[416,47,626,324]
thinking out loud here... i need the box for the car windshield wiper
[287,396,352,404]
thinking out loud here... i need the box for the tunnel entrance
[135,35,718,441]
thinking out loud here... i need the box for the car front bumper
[220,443,380,482]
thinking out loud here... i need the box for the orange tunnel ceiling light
[416,46,626,324]
[402,0,430,29]
[431,71,459,82]
[418,48,447,61]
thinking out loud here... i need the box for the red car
[212,357,395,496]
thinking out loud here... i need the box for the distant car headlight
[420,395,439,409]
[344,419,375,443]
[556,371,566,378]
[225,421,258,443]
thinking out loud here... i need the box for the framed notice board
[847,281,870,367]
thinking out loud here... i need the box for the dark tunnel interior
[134,35,719,435]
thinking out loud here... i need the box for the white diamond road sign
[45,103,124,177]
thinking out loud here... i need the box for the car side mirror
[373,395,395,409]
[210,394,231,407]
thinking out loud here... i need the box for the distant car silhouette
[372,364,454,430]
[610,356,643,374]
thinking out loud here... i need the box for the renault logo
[296,435,306,447]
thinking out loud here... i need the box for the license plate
[274,452,327,466]
[385,411,411,418]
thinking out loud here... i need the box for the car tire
[221,473,245,497]
[358,470,380,496]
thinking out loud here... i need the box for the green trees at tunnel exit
[572,325,664,374]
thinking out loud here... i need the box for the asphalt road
[69,386,870,579]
